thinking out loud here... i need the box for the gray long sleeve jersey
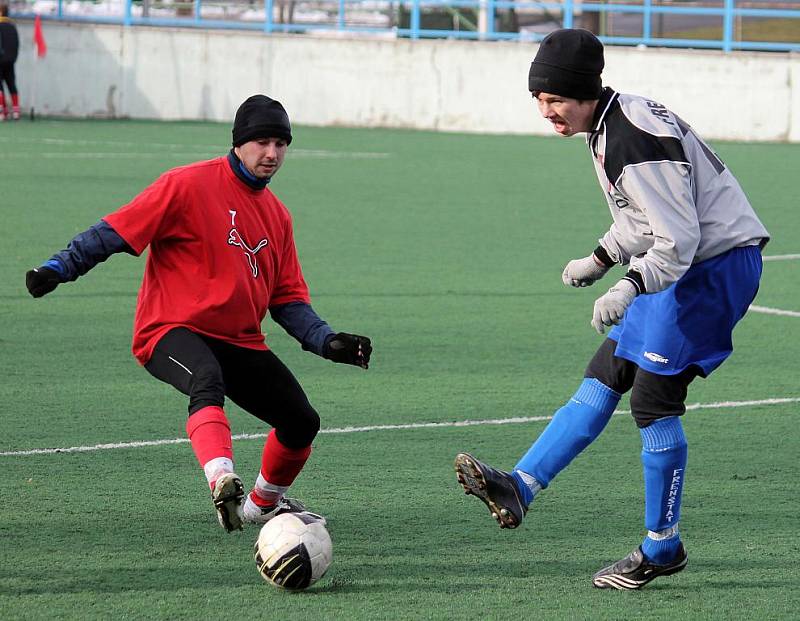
[588,88,769,294]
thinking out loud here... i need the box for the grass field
[1,119,798,620]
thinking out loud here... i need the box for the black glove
[26,266,61,298]
[324,332,372,369]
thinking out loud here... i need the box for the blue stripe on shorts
[608,245,763,376]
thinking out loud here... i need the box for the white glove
[591,279,638,334]
[562,254,610,288]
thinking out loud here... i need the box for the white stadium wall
[14,21,800,142]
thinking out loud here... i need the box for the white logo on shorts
[644,351,669,364]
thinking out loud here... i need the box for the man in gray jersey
[454,28,769,590]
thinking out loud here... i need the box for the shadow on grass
[0,291,138,300]
[3,555,587,598]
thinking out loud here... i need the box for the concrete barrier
[13,21,800,141]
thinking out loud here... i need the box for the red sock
[11,93,18,110]
[0,93,5,116]
[186,406,233,468]
[253,430,311,504]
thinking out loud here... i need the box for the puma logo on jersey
[228,210,268,278]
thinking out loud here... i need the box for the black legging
[145,327,320,448]
[585,338,699,428]
[0,62,17,95]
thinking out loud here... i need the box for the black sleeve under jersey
[44,220,134,282]
[269,302,335,357]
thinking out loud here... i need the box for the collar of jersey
[227,149,270,191]
[589,87,619,134]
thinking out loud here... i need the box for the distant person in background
[0,2,20,120]
[455,29,769,589]
[25,94,373,532]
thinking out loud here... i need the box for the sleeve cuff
[622,269,645,295]
[43,259,67,281]
[593,245,616,268]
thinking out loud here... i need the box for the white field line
[763,254,800,262]
[0,150,390,160]
[0,135,390,160]
[749,305,800,318]
[1,397,798,458]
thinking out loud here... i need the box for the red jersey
[104,157,310,365]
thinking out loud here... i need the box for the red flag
[33,15,47,58]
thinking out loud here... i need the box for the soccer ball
[254,511,332,590]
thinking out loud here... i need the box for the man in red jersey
[26,95,372,532]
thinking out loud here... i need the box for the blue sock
[511,470,539,507]
[514,378,621,489]
[640,416,687,563]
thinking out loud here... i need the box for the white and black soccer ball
[254,511,332,590]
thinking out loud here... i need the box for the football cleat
[211,472,245,532]
[454,452,528,529]
[242,493,311,525]
[592,544,688,590]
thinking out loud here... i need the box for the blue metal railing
[16,0,800,52]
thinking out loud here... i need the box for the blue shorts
[609,245,762,377]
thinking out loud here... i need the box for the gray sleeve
[598,221,653,266]
[616,161,700,293]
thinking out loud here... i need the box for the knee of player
[189,362,225,396]
[300,406,321,439]
[281,406,320,448]
[629,395,684,429]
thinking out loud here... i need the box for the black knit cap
[232,95,292,147]
[528,29,604,100]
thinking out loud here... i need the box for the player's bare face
[236,138,288,179]
[535,93,596,136]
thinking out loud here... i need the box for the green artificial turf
[0,119,797,619]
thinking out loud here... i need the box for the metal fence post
[339,0,346,29]
[264,0,274,33]
[411,0,421,39]
[722,0,734,52]
[194,0,202,23]
[124,0,132,25]
[563,0,573,29]
[643,0,652,42]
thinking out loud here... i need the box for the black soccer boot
[592,544,688,590]
[454,452,528,529]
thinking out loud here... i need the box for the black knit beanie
[232,95,292,147]
[528,29,604,100]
